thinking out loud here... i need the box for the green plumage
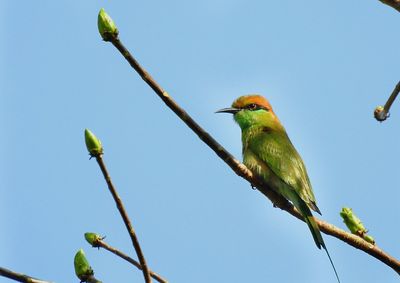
[217,95,340,282]
[242,126,324,247]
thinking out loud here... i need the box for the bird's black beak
[215,107,240,114]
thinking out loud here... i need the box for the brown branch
[383,81,400,113]
[95,155,152,283]
[91,238,168,283]
[380,0,400,12]
[374,1,400,121]
[374,81,400,121]
[85,275,102,283]
[376,1,400,120]
[0,267,52,283]
[282,206,400,274]
[104,36,400,274]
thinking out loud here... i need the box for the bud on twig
[340,207,375,244]
[85,232,103,247]
[374,81,400,122]
[98,8,119,41]
[74,249,94,281]
[84,129,103,157]
[363,235,375,244]
[374,106,388,122]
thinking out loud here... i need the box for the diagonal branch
[104,36,400,275]
[375,0,400,121]
[383,81,400,113]
[91,238,168,283]
[95,155,152,283]
[374,81,400,121]
[0,267,52,283]
[379,0,400,12]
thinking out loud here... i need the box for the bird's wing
[248,129,320,213]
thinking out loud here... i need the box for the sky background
[1,1,400,283]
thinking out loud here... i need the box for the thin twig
[85,275,102,283]
[379,0,400,12]
[106,37,400,274]
[92,238,168,283]
[374,81,400,121]
[383,81,400,113]
[95,155,152,283]
[0,267,52,283]
[376,0,400,121]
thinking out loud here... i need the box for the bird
[216,94,340,282]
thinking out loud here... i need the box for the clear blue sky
[2,1,400,282]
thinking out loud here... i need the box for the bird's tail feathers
[305,215,341,282]
[309,200,322,215]
[304,215,323,249]
[292,193,324,249]
[323,243,341,283]
[293,194,341,283]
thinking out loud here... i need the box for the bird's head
[216,95,282,131]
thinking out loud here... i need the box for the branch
[92,238,168,283]
[374,81,400,122]
[95,155,152,283]
[0,267,52,283]
[376,0,400,122]
[379,0,400,12]
[101,27,400,275]
[85,276,102,283]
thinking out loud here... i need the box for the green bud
[340,207,366,234]
[84,129,103,157]
[363,234,375,245]
[85,232,102,247]
[74,249,94,281]
[340,207,375,244]
[374,105,388,122]
[98,8,119,41]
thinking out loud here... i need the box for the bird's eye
[247,103,258,110]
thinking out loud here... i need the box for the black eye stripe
[244,104,269,111]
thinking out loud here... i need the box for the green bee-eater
[217,95,340,282]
